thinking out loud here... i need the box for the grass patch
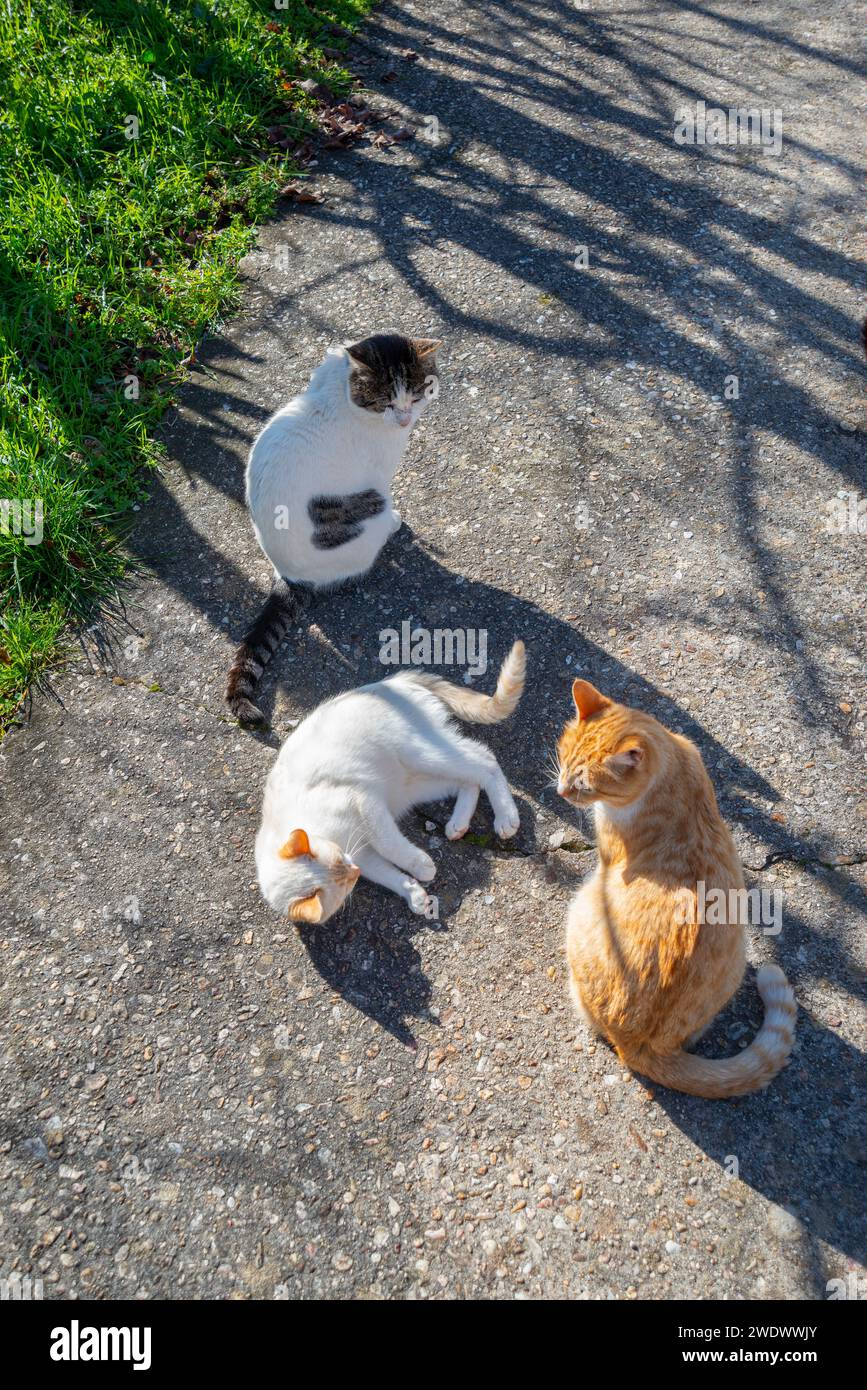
[0,0,370,727]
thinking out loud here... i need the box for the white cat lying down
[255,642,526,923]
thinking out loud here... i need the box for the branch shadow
[112,0,866,1262]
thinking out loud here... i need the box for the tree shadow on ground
[118,0,866,1263]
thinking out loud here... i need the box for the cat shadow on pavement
[296,899,437,1051]
[293,788,538,1047]
[221,523,863,1064]
[652,979,867,1277]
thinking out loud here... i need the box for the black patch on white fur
[308,489,386,549]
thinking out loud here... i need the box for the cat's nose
[347,864,361,882]
[396,411,412,427]
[557,777,570,798]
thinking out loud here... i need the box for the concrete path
[2,0,865,1300]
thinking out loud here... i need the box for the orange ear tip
[279,828,312,859]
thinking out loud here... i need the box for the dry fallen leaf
[278,185,322,204]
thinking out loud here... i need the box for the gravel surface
[1,0,865,1300]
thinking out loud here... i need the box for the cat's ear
[571,679,611,722]
[412,337,442,359]
[606,743,644,775]
[345,339,374,371]
[279,828,313,860]
[288,891,323,924]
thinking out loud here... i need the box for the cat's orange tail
[622,964,796,1099]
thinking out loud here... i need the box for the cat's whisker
[544,750,562,791]
[346,831,369,864]
[543,744,561,783]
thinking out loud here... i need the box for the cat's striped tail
[622,964,796,1099]
[413,640,525,724]
[225,577,310,725]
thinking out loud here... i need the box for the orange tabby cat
[556,679,796,1098]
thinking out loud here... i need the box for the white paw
[408,882,439,919]
[389,510,402,533]
[411,850,436,882]
[494,808,520,839]
[445,819,468,841]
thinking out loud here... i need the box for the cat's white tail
[414,640,525,724]
[623,964,796,1099]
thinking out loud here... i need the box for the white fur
[246,346,429,587]
[593,795,646,830]
[256,672,520,921]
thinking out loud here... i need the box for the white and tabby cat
[226,332,441,723]
[256,641,526,923]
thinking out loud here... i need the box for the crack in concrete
[744,849,867,873]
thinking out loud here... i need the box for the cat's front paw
[410,850,436,882]
[389,509,402,534]
[407,882,439,919]
[494,808,520,839]
[445,817,468,840]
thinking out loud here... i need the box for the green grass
[0,0,370,726]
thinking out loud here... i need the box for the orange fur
[288,891,323,924]
[279,828,312,859]
[557,682,795,1099]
